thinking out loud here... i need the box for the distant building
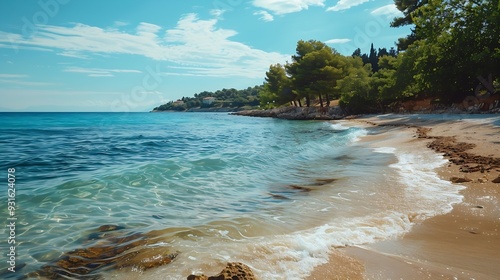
[202,97,216,105]
[172,100,184,105]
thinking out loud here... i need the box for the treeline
[260,0,499,114]
[153,86,263,111]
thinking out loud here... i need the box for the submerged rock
[88,224,126,240]
[31,226,178,279]
[98,224,125,232]
[314,178,338,185]
[268,192,290,200]
[187,262,256,280]
[287,184,312,192]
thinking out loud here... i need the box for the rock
[89,225,126,240]
[450,177,472,183]
[98,225,125,232]
[232,106,345,120]
[187,262,256,280]
[492,176,500,183]
[287,184,312,192]
[314,178,338,185]
[115,247,178,271]
[32,228,177,279]
[187,275,208,280]
[268,193,290,200]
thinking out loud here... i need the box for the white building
[202,97,216,105]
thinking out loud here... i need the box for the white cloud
[57,50,90,59]
[64,67,142,77]
[0,73,55,86]
[210,9,226,18]
[254,10,274,22]
[0,38,53,52]
[0,15,289,78]
[0,79,55,86]
[136,22,162,36]
[327,0,369,12]
[0,74,29,78]
[325,38,351,44]
[113,21,129,27]
[371,4,402,18]
[252,0,325,15]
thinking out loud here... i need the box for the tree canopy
[396,0,500,100]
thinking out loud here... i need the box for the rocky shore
[232,106,345,120]
[232,95,500,120]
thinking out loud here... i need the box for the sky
[0,0,411,112]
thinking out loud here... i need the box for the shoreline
[308,115,500,279]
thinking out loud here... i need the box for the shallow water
[0,112,467,279]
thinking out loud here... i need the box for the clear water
[0,112,472,279]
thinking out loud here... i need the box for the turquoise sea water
[1,112,493,279]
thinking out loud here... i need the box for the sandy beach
[308,115,500,280]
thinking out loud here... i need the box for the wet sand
[308,115,500,280]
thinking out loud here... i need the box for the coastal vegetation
[261,0,499,114]
[153,86,262,111]
[154,0,499,115]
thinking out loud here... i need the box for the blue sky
[0,0,410,112]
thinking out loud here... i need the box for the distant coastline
[151,106,250,113]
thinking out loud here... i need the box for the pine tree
[368,43,379,72]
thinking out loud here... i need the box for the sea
[1,112,495,279]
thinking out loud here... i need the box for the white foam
[329,122,350,131]
[348,128,368,142]
[253,211,414,280]
[390,151,465,216]
[374,147,396,154]
[327,121,368,142]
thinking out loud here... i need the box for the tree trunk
[298,99,302,107]
[318,93,324,108]
[476,74,495,96]
[306,95,310,107]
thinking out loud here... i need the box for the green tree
[407,0,500,99]
[260,63,295,107]
[372,54,416,105]
[286,40,346,107]
[338,57,375,113]
[352,48,362,57]
[368,43,379,72]
[391,0,429,51]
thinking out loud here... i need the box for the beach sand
[307,115,500,280]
